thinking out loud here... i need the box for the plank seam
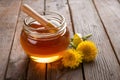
[82,63,86,80]
[25,59,30,80]
[44,0,46,14]
[4,0,23,79]
[44,0,48,80]
[45,64,48,80]
[117,0,120,4]
[92,0,120,65]
[66,0,75,34]
[67,0,85,80]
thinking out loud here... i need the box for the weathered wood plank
[69,0,120,80]
[0,0,22,80]
[27,61,46,80]
[20,0,46,80]
[46,0,73,37]
[5,5,29,80]
[47,60,83,80]
[93,0,120,62]
[5,0,46,80]
[46,0,83,80]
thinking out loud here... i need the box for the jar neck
[23,11,66,39]
[23,22,66,40]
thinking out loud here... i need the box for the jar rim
[23,11,66,38]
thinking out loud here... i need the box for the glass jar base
[30,56,62,63]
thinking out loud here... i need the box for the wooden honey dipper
[21,4,58,33]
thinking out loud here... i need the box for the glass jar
[20,11,70,63]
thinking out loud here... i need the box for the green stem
[70,42,76,49]
[82,33,92,41]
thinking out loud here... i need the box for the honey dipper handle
[21,4,51,28]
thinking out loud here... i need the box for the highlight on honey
[30,56,61,63]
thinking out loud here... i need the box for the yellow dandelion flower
[62,49,83,69]
[76,41,98,62]
[73,33,83,47]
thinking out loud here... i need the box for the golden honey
[20,11,70,63]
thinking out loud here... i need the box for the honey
[20,11,70,63]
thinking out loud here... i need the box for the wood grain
[27,61,46,80]
[93,0,120,62]
[46,0,83,80]
[69,0,120,80]
[0,0,22,80]
[5,0,45,80]
[1,0,120,80]
[21,0,46,80]
[46,0,73,37]
[5,6,29,80]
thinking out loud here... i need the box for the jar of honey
[20,11,70,63]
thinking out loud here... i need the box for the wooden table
[0,0,120,80]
